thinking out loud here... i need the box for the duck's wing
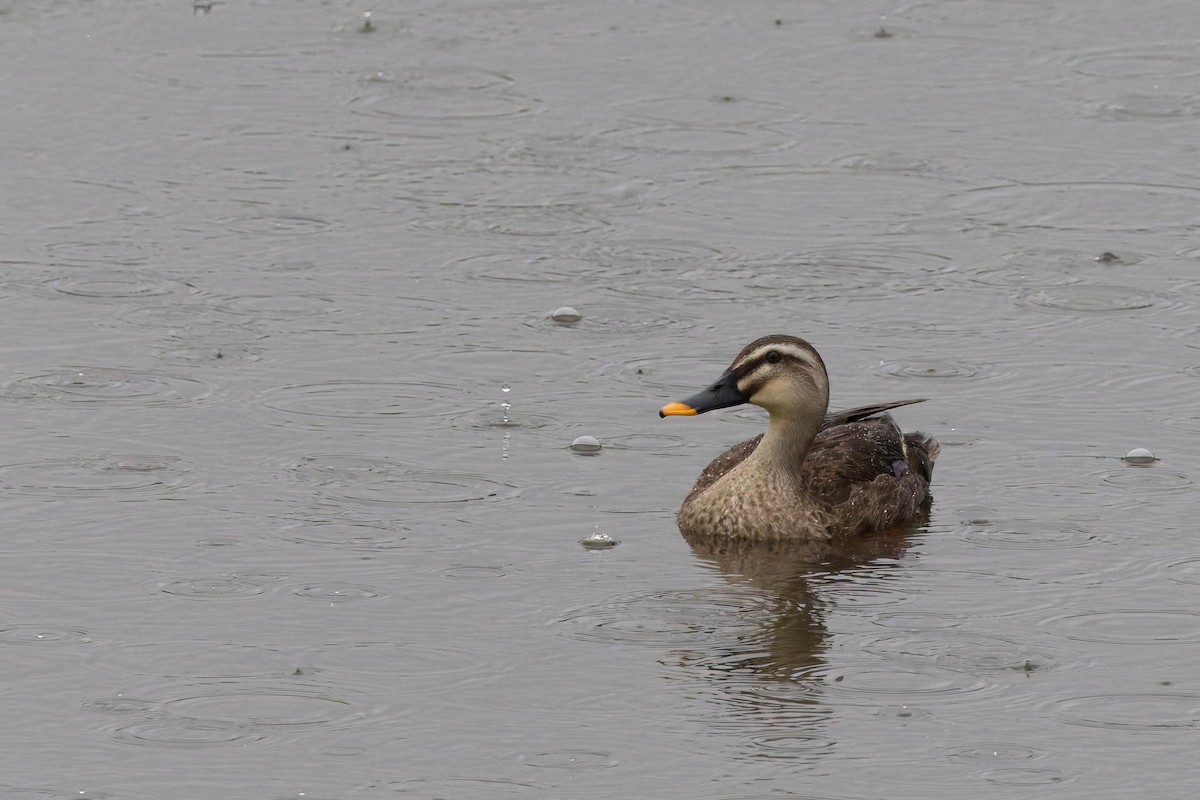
[684,434,762,503]
[822,398,926,429]
[803,414,939,537]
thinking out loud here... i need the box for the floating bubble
[1124,447,1157,464]
[570,435,602,453]
[580,532,618,550]
[551,306,582,323]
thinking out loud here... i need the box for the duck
[659,334,939,542]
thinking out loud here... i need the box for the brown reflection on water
[676,519,920,695]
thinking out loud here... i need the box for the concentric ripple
[0,624,93,646]
[521,749,619,771]
[166,684,360,729]
[259,380,467,431]
[554,588,771,647]
[1165,557,1200,586]
[43,269,195,299]
[944,742,1047,764]
[109,682,362,748]
[876,359,995,381]
[293,454,518,506]
[0,454,188,498]
[1088,92,1200,121]
[806,660,995,705]
[1042,609,1200,645]
[949,181,1200,234]
[736,729,837,760]
[349,66,533,123]
[523,296,703,335]
[274,518,408,551]
[1015,284,1170,314]
[292,582,385,602]
[959,520,1107,550]
[596,120,795,155]
[214,214,332,236]
[897,0,1060,28]
[1,368,214,406]
[973,246,1158,289]
[1094,462,1194,495]
[45,236,159,266]
[712,245,955,303]
[160,577,269,600]
[213,293,341,320]
[112,718,259,748]
[1067,45,1200,79]
[860,630,1060,673]
[80,697,157,715]
[1050,692,1200,732]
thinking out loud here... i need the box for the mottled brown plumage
[660,335,939,542]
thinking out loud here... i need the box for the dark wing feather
[822,398,926,428]
[803,415,940,537]
[685,399,930,503]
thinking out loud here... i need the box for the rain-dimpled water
[2,1,1199,797]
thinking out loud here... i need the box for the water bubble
[1124,447,1157,464]
[501,384,511,393]
[551,306,582,324]
[580,532,618,549]
[570,435,602,454]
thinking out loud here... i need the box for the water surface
[2,0,1199,797]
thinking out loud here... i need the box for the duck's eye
[766,351,782,364]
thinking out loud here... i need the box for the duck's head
[660,334,830,419]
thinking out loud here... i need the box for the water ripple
[876,359,997,381]
[897,0,1061,28]
[0,624,93,646]
[214,214,332,236]
[349,66,533,124]
[160,577,269,600]
[292,582,385,602]
[596,120,796,155]
[960,519,1108,551]
[0,454,188,499]
[43,269,195,299]
[1067,44,1200,79]
[714,245,955,303]
[293,453,518,507]
[259,380,467,432]
[555,588,770,647]
[521,749,619,771]
[1,367,214,407]
[944,742,1047,763]
[948,181,1200,234]
[802,660,996,705]
[860,630,1061,674]
[1087,92,1200,121]
[1015,284,1172,314]
[1050,692,1200,732]
[108,681,363,748]
[1042,609,1200,645]
[274,518,408,551]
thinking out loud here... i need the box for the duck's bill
[659,370,749,418]
[659,402,698,416]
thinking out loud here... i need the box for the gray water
[3,0,1200,797]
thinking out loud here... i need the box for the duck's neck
[748,410,822,475]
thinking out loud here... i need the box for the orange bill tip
[659,402,698,417]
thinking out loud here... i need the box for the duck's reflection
[671,518,924,758]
